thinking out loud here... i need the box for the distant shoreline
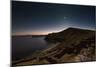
[12,35,46,37]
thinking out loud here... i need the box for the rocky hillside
[13,27,96,66]
[45,27,95,43]
[44,27,96,61]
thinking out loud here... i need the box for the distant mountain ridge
[12,35,46,37]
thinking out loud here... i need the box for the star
[64,16,67,20]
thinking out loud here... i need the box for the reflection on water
[12,36,49,61]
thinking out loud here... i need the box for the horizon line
[12,27,96,36]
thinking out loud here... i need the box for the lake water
[12,36,50,61]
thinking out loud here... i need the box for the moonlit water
[12,36,49,61]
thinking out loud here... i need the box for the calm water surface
[12,36,50,61]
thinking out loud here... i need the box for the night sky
[12,1,96,35]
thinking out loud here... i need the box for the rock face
[13,28,96,66]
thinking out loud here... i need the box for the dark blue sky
[12,1,96,35]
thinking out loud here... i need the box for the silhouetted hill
[45,27,95,43]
